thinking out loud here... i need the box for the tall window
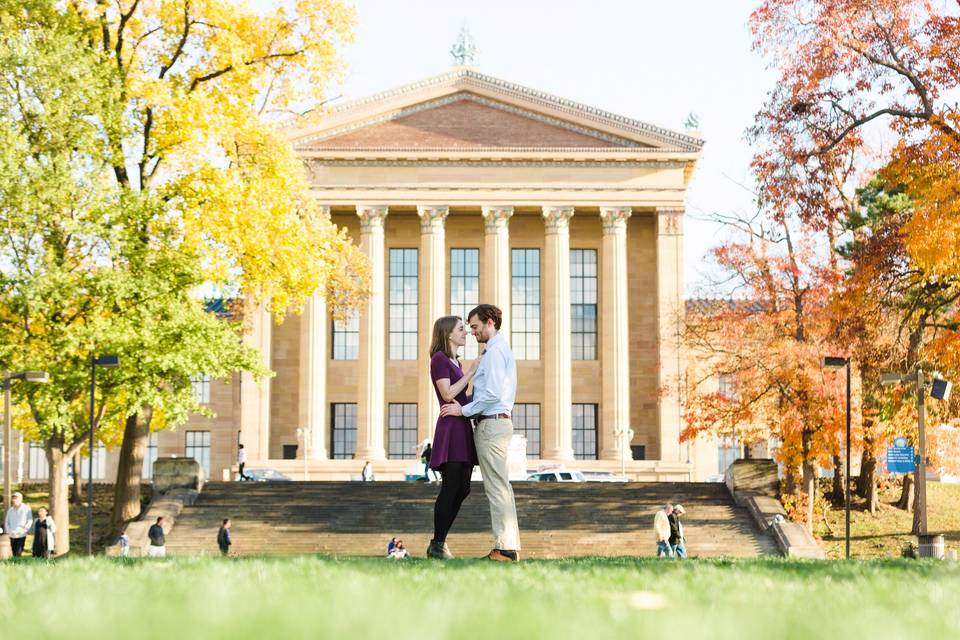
[388,403,418,460]
[511,249,541,360]
[718,436,741,474]
[191,374,211,405]
[80,442,107,480]
[718,373,736,399]
[570,249,598,360]
[142,432,159,480]
[332,312,359,360]
[29,442,48,480]
[185,431,211,477]
[513,404,541,459]
[450,248,480,359]
[331,403,357,460]
[572,404,598,460]
[389,248,418,360]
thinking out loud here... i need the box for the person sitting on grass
[387,537,397,556]
[217,518,232,556]
[389,539,409,559]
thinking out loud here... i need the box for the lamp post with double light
[614,426,634,481]
[3,371,50,514]
[880,369,952,539]
[823,356,852,559]
[87,355,119,555]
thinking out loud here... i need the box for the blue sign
[887,444,916,474]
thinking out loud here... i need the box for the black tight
[433,462,473,543]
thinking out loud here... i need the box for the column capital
[656,208,684,236]
[357,205,388,232]
[417,205,449,231]
[542,206,575,233]
[481,206,513,233]
[600,206,632,234]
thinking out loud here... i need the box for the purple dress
[429,351,479,470]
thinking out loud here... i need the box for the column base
[540,447,575,462]
[599,448,632,462]
[353,447,387,462]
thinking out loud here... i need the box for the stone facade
[13,68,729,483]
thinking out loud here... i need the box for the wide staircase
[164,481,779,558]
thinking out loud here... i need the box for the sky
[281,0,779,295]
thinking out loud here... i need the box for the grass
[1,556,959,639]
[818,481,960,559]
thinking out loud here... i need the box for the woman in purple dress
[426,315,480,560]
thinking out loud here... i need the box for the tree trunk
[70,451,82,504]
[831,454,844,504]
[110,408,152,536]
[858,449,879,514]
[46,445,72,557]
[911,470,922,535]
[803,460,816,534]
[897,474,914,511]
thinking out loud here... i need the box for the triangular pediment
[288,69,703,154]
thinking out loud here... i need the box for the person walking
[361,461,374,482]
[4,491,33,557]
[217,518,232,556]
[421,441,433,481]
[426,315,480,560]
[654,504,673,557]
[147,516,166,557]
[669,504,687,558]
[237,444,251,481]
[30,506,56,559]
[439,304,521,562]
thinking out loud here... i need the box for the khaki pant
[474,418,521,551]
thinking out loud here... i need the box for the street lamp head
[94,355,120,368]
[880,372,904,386]
[930,377,953,402]
[823,356,848,368]
[24,371,49,383]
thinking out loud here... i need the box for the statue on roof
[450,25,478,67]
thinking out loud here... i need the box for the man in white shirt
[4,492,33,557]
[237,444,251,481]
[440,304,520,562]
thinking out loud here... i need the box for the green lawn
[1,557,958,639]
[819,481,960,559]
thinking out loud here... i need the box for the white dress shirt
[461,333,517,418]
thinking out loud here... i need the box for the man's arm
[460,348,507,417]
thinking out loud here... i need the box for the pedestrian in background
[669,504,687,559]
[4,491,33,557]
[31,506,56,559]
[217,518,232,556]
[654,504,673,557]
[148,516,166,557]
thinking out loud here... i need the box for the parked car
[237,468,292,482]
[526,470,585,482]
[581,471,628,482]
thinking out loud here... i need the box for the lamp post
[880,369,953,539]
[614,426,634,481]
[823,356,851,559]
[296,426,310,481]
[3,371,50,515]
[87,355,119,555]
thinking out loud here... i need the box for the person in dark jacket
[31,506,56,559]
[668,504,686,559]
[217,518,232,556]
[147,516,166,557]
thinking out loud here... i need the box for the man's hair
[238,444,244,449]
[467,304,502,330]
[223,518,230,525]
[156,517,164,523]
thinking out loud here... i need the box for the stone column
[240,300,272,462]
[355,205,388,461]
[417,205,449,443]
[298,292,328,461]
[481,206,513,337]
[599,207,633,461]
[541,206,575,461]
[657,208,684,462]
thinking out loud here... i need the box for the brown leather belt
[477,413,511,421]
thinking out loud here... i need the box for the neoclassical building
[12,67,730,484]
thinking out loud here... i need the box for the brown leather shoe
[485,549,519,562]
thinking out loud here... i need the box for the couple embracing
[426,304,520,562]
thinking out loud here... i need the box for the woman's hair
[430,315,461,359]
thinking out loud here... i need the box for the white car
[526,470,585,482]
